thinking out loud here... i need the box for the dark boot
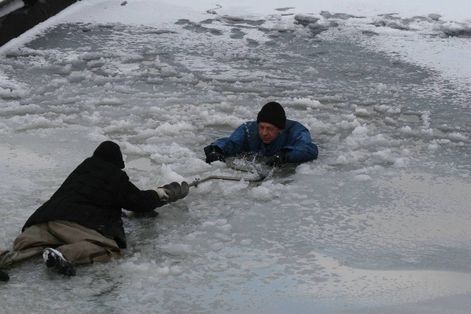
[42,248,76,276]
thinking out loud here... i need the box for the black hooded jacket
[23,141,165,248]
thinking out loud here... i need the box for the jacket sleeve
[121,178,167,212]
[212,123,248,157]
[283,127,318,163]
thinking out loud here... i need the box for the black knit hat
[256,102,286,129]
[93,141,125,169]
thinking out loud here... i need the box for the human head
[257,102,286,144]
[93,141,125,169]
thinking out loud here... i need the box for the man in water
[0,141,189,280]
[204,101,318,166]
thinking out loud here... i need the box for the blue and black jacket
[210,120,318,163]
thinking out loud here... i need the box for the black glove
[265,151,287,167]
[159,181,189,203]
[204,145,225,164]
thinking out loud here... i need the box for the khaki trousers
[0,220,121,268]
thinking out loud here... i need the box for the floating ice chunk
[428,141,439,151]
[335,155,349,165]
[304,117,331,135]
[420,128,434,137]
[87,60,105,69]
[119,260,159,275]
[12,115,65,131]
[201,219,228,230]
[371,149,393,160]
[249,185,272,201]
[384,117,397,125]
[161,243,193,256]
[169,264,184,275]
[437,139,452,145]
[294,14,320,27]
[354,108,371,117]
[369,149,408,168]
[210,242,224,251]
[150,143,196,164]
[156,266,171,276]
[126,157,153,171]
[68,70,89,83]
[155,121,196,135]
[304,66,319,74]
[428,14,442,21]
[198,109,244,128]
[295,163,316,175]
[217,223,233,233]
[338,118,361,130]
[353,174,371,181]
[201,221,216,229]
[346,125,381,148]
[371,16,412,31]
[159,164,186,182]
[393,157,408,168]
[81,52,105,61]
[448,132,468,142]
[216,219,228,225]
[0,103,42,115]
[293,14,331,35]
[0,85,28,99]
[121,141,148,156]
[375,82,389,92]
[373,105,390,113]
[184,231,203,241]
[214,232,232,242]
[218,180,248,196]
[387,107,401,114]
[96,97,123,106]
[290,97,322,109]
[320,11,358,20]
[176,157,211,174]
[103,119,133,133]
[400,125,414,135]
[240,239,252,246]
[351,125,369,136]
[420,111,431,128]
[436,21,471,37]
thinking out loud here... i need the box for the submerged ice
[1,4,471,314]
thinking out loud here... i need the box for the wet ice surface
[1,9,471,314]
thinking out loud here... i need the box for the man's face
[258,122,282,144]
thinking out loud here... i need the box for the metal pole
[189,174,265,187]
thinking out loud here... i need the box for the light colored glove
[159,181,189,203]
[156,187,169,201]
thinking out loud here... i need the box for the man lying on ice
[0,141,188,281]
